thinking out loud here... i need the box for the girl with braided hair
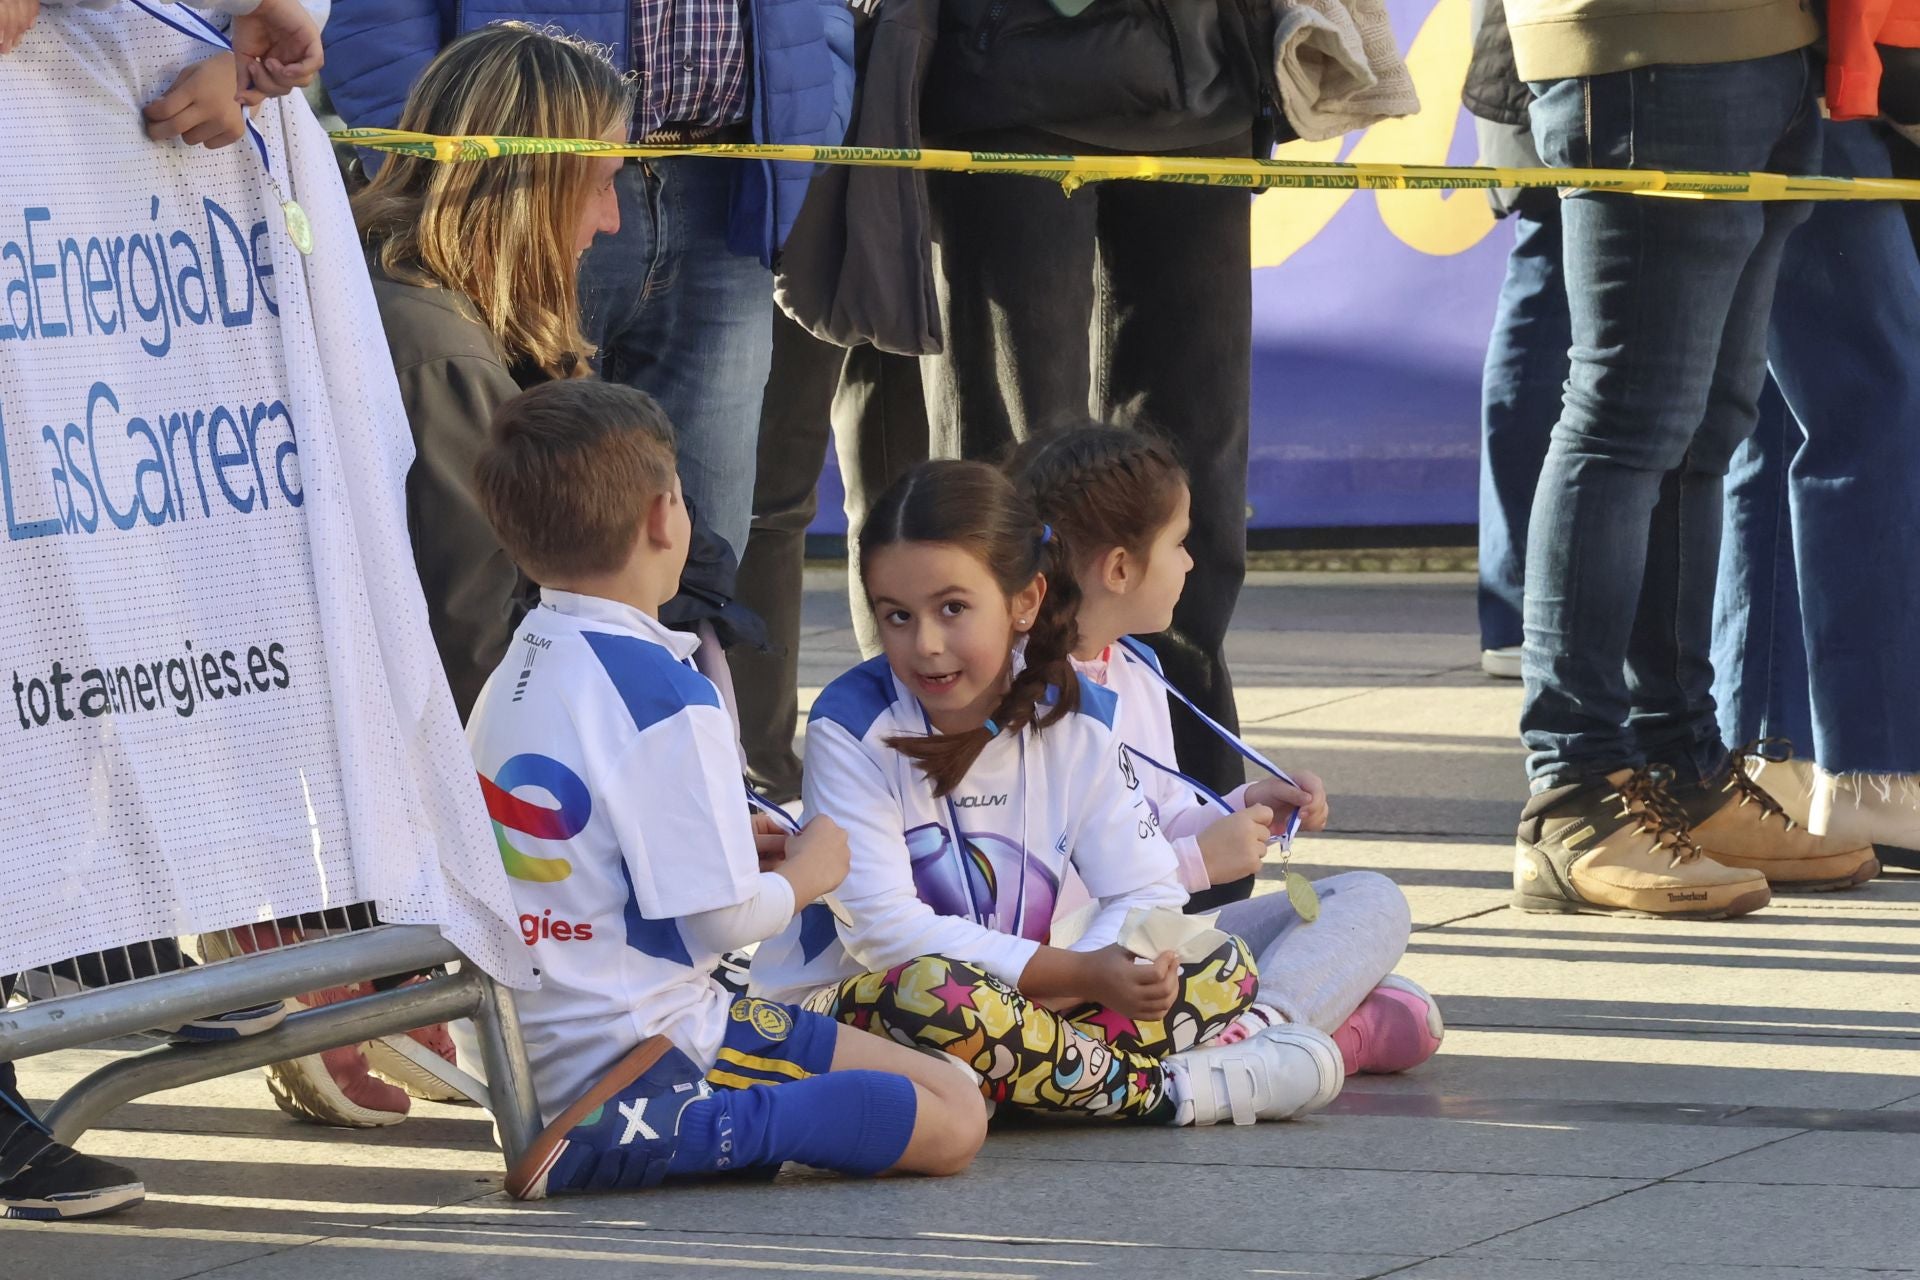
[749,461,1345,1127]
[1011,425,1444,1079]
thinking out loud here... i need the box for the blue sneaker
[505,1037,710,1200]
[168,1000,289,1043]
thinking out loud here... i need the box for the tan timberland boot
[1514,766,1771,919]
[1676,743,1880,891]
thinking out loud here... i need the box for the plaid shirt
[631,0,751,135]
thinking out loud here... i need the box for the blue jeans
[1478,192,1570,652]
[1713,121,1920,775]
[579,159,774,560]
[1520,52,1820,791]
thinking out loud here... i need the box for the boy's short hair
[476,380,678,582]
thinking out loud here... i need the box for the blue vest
[323,0,854,266]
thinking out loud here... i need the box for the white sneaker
[1164,1024,1344,1126]
[1481,646,1523,680]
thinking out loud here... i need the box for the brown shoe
[1677,743,1880,891]
[1515,767,1771,919]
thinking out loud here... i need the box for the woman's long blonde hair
[353,25,632,380]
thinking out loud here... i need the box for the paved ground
[10,572,1919,1279]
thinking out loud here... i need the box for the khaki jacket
[1504,0,1819,80]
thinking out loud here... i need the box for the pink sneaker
[1332,975,1444,1075]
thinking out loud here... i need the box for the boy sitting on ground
[467,380,984,1197]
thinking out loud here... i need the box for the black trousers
[733,310,929,799]
[921,147,1256,887]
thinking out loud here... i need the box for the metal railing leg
[470,973,540,1166]
[43,972,485,1145]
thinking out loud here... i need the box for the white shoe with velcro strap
[1165,1024,1345,1126]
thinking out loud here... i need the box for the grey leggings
[1211,871,1412,1033]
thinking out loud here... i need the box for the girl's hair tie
[1039,523,1054,546]
[983,719,1001,736]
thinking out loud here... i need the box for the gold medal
[1286,871,1321,922]
[282,199,313,255]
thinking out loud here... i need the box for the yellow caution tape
[332,128,1920,202]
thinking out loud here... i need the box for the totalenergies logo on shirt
[480,753,591,883]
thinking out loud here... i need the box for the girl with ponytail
[1012,425,1445,1080]
[749,461,1346,1128]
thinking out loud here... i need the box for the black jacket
[922,0,1285,154]
[1462,0,1530,127]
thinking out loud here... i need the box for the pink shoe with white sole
[1332,975,1444,1075]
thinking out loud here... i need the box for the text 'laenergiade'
[0,197,282,360]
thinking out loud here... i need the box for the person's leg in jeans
[580,158,773,560]
[1093,170,1255,816]
[1478,191,1571,660]
[1719,120,1920,858]
[1520,53,1816,790]
[1711,382,1812,752]
[1624,182,1816,786]
[1512,52,1823,917]
[1763,120,1920,776]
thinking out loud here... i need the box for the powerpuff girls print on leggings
[819,935,1258,1120]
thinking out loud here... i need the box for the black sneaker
[0,1138,144,1220]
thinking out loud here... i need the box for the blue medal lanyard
[128,0,313,254]
[921,702,1030,935]
[1113,636,1304,851]
[744,786,801,835]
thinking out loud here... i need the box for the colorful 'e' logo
[480,754,591,883]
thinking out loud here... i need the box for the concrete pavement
[10,572,1919,1279]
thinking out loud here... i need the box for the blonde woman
[354,22,628,720]
[233,26,629,1133]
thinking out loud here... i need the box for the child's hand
[144,53,247,150]
[777,815,851,905]
[231,0,323,97]
[1195,806,1273,886]
[1246,770,1330,834]
[750,813,789,873]
[0,0,38,54]
[1081,945,1179,1022]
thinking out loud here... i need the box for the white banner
[0,7,531,986]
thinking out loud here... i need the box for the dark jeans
[1478,191,1571,653]
[1890,126,1920,250]
[1713,120,1920,774]
[921,147,1254,803]
[581,159,774,560]
[733,310,929,799]
[1519,52,1820,791]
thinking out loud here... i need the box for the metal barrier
[0,919,540,1167]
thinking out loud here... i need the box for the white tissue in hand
[1118,906,1230,963]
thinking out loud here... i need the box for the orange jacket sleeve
[1829,0,1920,121]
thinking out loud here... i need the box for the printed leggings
[814,935,1258,1121]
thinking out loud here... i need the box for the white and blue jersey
[466,590,762,1121]
[1074,640,1256,894]
[749,655,1187,1005]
